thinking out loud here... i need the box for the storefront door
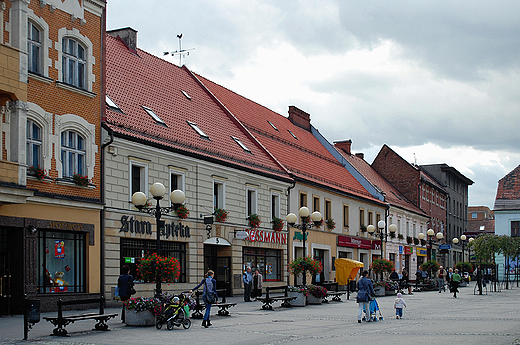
[312,249,325,284]
[204,245,232,296]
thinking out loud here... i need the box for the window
[368,211,373,227]
[325,199,331,220]
[181,90,191,100]
[61,130,85,178]
[343,205,349,228]
[287,130,298,140]
[232,136,251,153]
[120,238,186,283]
[142,106,166,125]
[247,188,257,216]
[170,171,185,199]
[62,38,86,89]
[26,119,42,168]
[188,121,209,139]
[131,165,145,195]
[268,121,278,131]
[511,221,520,237]
[38,230,86,293]
[213,180,225,209]
[313,196,320,213]
[243,247,281,281]
[359,209,365,226]
[271,193,280,218]
[472,212,477,219]
[106,95,121,110]
[299,192,308,209]
[28,21,41,74]
[376,213,381,224]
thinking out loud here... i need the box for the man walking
[437,266,446,293]
[243,267,253,302]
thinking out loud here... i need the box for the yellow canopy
[335,258,364,285]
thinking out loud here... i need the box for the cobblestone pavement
[2,282,520,345]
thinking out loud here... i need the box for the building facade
[0,0,105,313]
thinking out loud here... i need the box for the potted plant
[389,232,396,239]
[384,280,399,295]
[214,208,229,222]
[288,256,323,307]
[272,216,284,231]
[72,173,90,187]
[406,236,413,244]
[360,225,367,233]
[124,296,162,326]
[326,218,335,230]
[420,260,440,279]
[372,280,386,296]
[27,165,48,181]
[306,284,327,304]
[137,253,181,283]
[371,258,394,283]
[420,239,426,246]
[287,286,308,307]
[398,234,404,241]
[413,237,420,245]
[175,204,189,219]
[247,213,261,229]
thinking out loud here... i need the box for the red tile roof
[105,35,290,181]
[336,148,426,216]
[496,164,520,200]
[198,75,381,203]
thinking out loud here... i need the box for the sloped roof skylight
[232,136,251,153]
[181,90,192,100]
[288,129,298,140]
[106,95,120,110]
[142,106,166,125]
[187,121,209,139]
[268,121,278,131]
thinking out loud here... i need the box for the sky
[106,0,520,209]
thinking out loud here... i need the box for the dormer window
[268,121,278,131]
[232,136,251,153]
[288,129,298,140]
[181,90,192,100]
[142,106,166,125]
[106,95,120,110]
[187,121,209,139]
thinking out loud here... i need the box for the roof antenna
[163,33,195,67]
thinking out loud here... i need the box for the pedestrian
[390,269,399,281]
[402,269,412,295]
[190,270,218,328]
[437,266,446,293]
[357,270,375,323]
[450,268,462,298]
[448,267,453,280]
[252,268,263,300]
[117,265,134,323]
[393,292,407,319]
[243,267,253,302]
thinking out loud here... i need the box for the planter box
[385,290,397,296]
[306,294,322,305]
[288,291,306,307]
[125,309,155,326]
[374,287,385,297]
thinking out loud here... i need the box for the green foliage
[288,256,323,277]
[248,213,261,229]
[124,297,162,316]
[214,208,229,222]
[137,253,181,283]
[371,259,394,275]
[272,216,284,231]
[326,218,336,230]
[307,284,328,298]
[454,262,474,273]
[175,204,189,219]
[420,260,440,275]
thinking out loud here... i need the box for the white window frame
[169,167,186,205]
[213,179,226,209]
[129,158,149,204]
[271,192,281,219]
[60,130,86,178]
[27,10,51,78]
[61,37,86,89]
[26,118,42,168]
[56,28,94,92]
[246,187,258,217]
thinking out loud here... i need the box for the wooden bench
[257,286,295,310]
[44,297,117,336]
[191,289,236,318]
[320,282,346,303]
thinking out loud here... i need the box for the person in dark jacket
[117,265,134,323]
[190,270,218,328]
[357,270,375,323]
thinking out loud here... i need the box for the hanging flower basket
[72,173,90,187]
[175,204,189,219]
[247,214,261,229]
[214,208,229,222]
[326,218,335,230]
[28,166,48,181]
[406,236,413,244]
[136,253,181,283]
[288,256,323,277]
[272,216,284,231]
[398,234,404,241]
[413,237,420,245]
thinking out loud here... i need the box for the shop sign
[293,231,308,241]
[404,246,413,255]
[439,244,451,250]
[49,221,85,231]
[246,229,287,244]
[337,235,371,250]
[372,241,382,250]
[399,245,403,254]
[119,215,190,238]
[417,248,427,257]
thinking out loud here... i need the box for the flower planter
[374,287,385,297]
[125,309,155,326]
[385,289,397,296]
[288,291,306,307]
[306,294,322,305]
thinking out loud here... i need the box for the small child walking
[394,292,407,319]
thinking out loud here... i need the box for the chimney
[107,27,137,53]
[334,139,352,155]
[288,106,311,131]
[355,153,365,160]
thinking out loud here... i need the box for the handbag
[128,275,136,295]
[129,286,136,295]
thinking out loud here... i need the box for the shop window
[26,119,42,168]
[61,130,85,178]
[38,230,86,293]
[28,21,42,74]
[120,239,186,283]
[243,247,281,282]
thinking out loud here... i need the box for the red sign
[404,246,413,255]
[55,240,65,259]
[372,241,382,250]
[337,236,372,250]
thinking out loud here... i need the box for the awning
[203,237,231,246]
[335,258,364,285]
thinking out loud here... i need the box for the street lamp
[418,229,443,262]
[453,234,467,263]
[468,237,474,262]
[132,182,186,298]
[286,207,322,285]
[367,220,397,259]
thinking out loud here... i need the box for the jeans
[244,282,252,301]
[396,308,403,317]
[438,278,444,291]
[203,302,211,321]
[358,301,370,321]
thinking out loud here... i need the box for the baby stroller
[362,298,384,322]
[156,292,192,330]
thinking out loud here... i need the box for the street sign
[439,244,451,250]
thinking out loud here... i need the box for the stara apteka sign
[119,215,190,238]
[245,229,287,244]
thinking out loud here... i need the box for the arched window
[61,130,85,177]
[26,119,42,168]
[28,21,42,74]
[62,38,86,89]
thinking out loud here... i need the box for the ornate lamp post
[468,237,474,263]
[132,182,186,298]
[418,229,443,262]
[286,207,322,285]
[367,221,397,259]
[453,235,467,264]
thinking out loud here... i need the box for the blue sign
[439,244,451,250]
[399,246,403,254]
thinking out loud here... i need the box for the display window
[120,239,186,283]
[38,231,86,293]
[243,247,281,282]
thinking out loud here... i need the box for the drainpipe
[286,176,296,286]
